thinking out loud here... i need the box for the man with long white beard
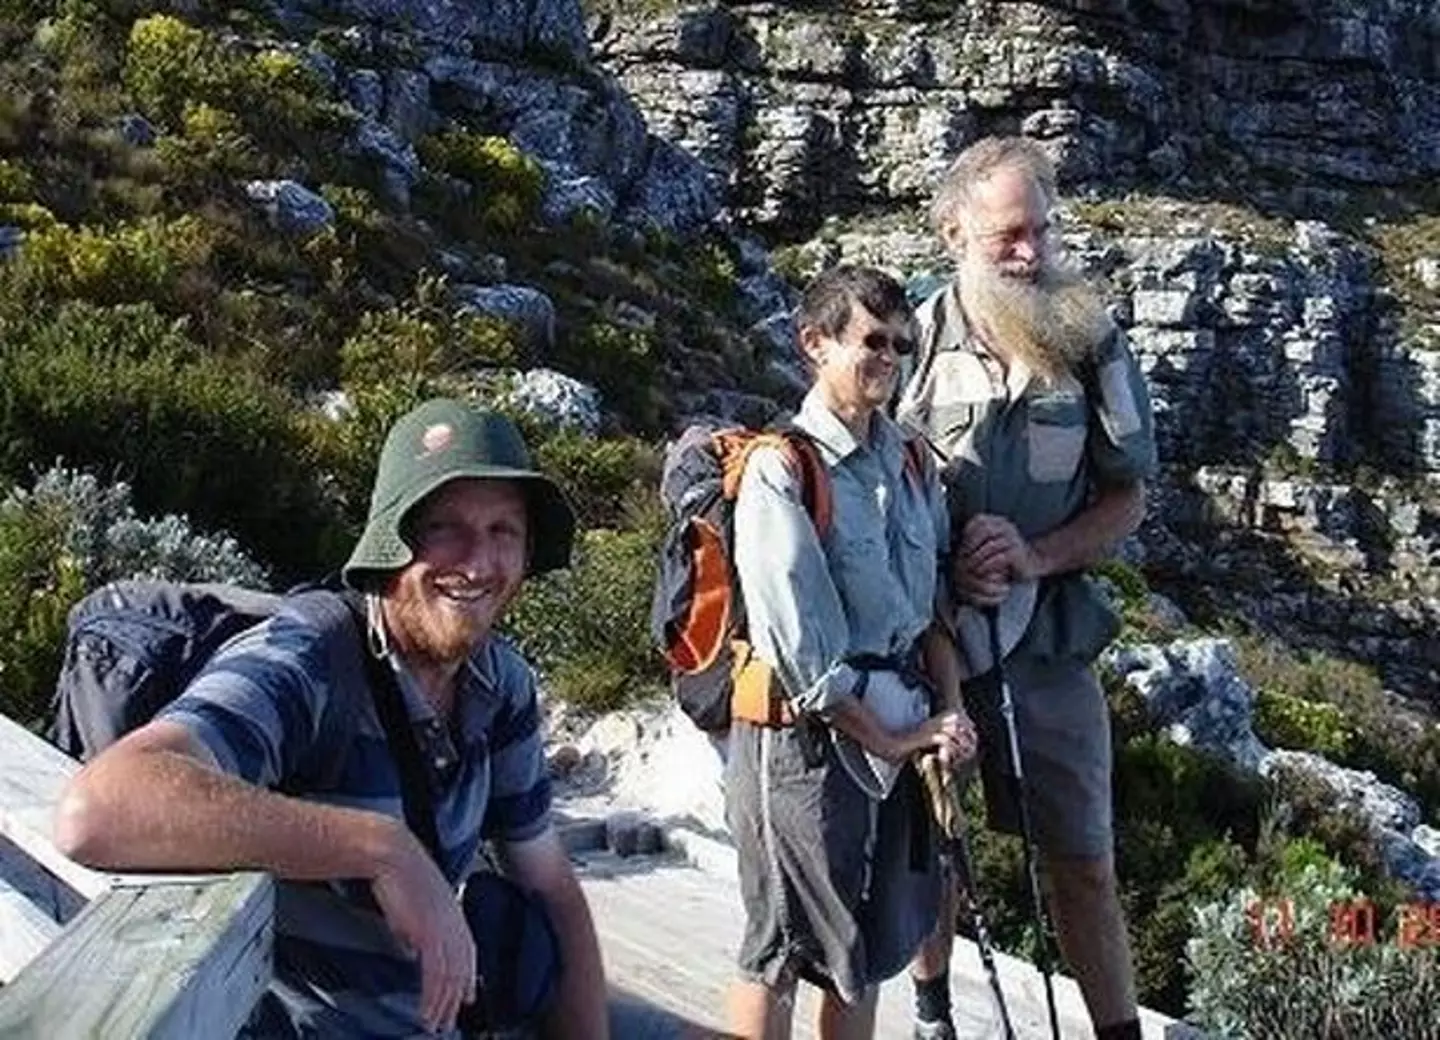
[894,137,1158,1040]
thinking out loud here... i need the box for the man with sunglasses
[895,137,1158,1040]
[724,264,978,1039]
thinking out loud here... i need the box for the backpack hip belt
[728,639,795,728]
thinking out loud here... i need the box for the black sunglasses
[860,330,916,357]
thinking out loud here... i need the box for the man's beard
[387,576,507,668]
[958,254,1114,385]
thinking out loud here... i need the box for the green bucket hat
[343,398,576,588]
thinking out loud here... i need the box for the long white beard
[958,256,1114,384]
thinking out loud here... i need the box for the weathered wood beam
[0,713,113,902]
[0,869,61,984]
[0,873,273,1040]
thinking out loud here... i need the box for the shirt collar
[368,593,498,744]
[797,387,908,472]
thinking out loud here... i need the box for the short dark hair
[797,265,911,339]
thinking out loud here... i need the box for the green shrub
[0,300,347,581]
[688,238,739,310]
[0,499,83,729]
[0,159,32,201]
[0,202,57,229]
[1254,687,1355,758]
[1091,557,1148,608]
[124,15,346,167]
[154,101,259,183]
[1130,837,1251,1013]
[322,183,387,236]
[4,215,213,305]
[0,464,269,727]
[340,281,521,390]
[532,431,659,530]
[1234,635,1384,707]
[0,0,55,33]
[1116,736,1265,852]
[1236,635,1440,819]
[315,277,525,512]
[1187,855,1440,1039]
[123,15,226,127]
[1262,760,1413,902]
[503,526,663,713]
[553,317,663,431]
[1111,736,1267,1013]
[417,131,544,231]
[242,47,347,143]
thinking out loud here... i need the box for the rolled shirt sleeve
[157,615,332,788]
[732,445,860,715]
[1087,329,1159,488]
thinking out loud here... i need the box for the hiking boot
[913,1019,956,1040]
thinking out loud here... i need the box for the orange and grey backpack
[649,422,832,734]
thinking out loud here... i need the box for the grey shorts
[725,720,941,1005]
[964,659,1114,860]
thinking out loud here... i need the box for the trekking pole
[918,754,1016,1040]
[987,606,1062,1040]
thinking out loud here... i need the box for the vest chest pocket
[930,401,978,462]
[1026,394,1087,483]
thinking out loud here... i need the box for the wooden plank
[0,873,273,1040]
[0,870,61,984]
[580,852,1195,1039]
[0,713,114,902]
[0,835,86,926]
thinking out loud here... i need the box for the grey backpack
[48,580,363,789]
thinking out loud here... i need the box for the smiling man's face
[384,478,529,667]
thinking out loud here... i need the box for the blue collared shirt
[732,388,950,714]
[160,609,550,1038]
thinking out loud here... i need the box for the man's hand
[371,832,477,1035]
[952,513,1045,605]
[887,708,978,767]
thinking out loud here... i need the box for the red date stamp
[1245,897,1440,950]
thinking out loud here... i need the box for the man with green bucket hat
[56,398,609,1038]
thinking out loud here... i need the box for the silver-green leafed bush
[0,465,269,728]
[6,464,269,588]
[1186,857,1440,1039]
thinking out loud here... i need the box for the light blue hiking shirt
[732,388,950,714]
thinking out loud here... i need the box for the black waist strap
[849,642,927,694]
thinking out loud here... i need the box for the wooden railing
[0,712,272,1039]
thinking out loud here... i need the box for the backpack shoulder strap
[902,436,927,484]
[720,427,833,538]
[780,429,832,537]
[329,591,445,869]
[281,590,442,869]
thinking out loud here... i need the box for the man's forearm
[540,874,609,1040]
[1032,481,1145,579]
[56,736,404,881]
[921,620,966,702]
[825,694,905,761]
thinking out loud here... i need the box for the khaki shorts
[963,659,1114,860]
[724,720,941,1005]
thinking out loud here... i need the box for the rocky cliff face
[596,0,1439,229]
[593,0,1440,703]
[270,0,722,236]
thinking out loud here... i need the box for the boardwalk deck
[582,835,1200,1040]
